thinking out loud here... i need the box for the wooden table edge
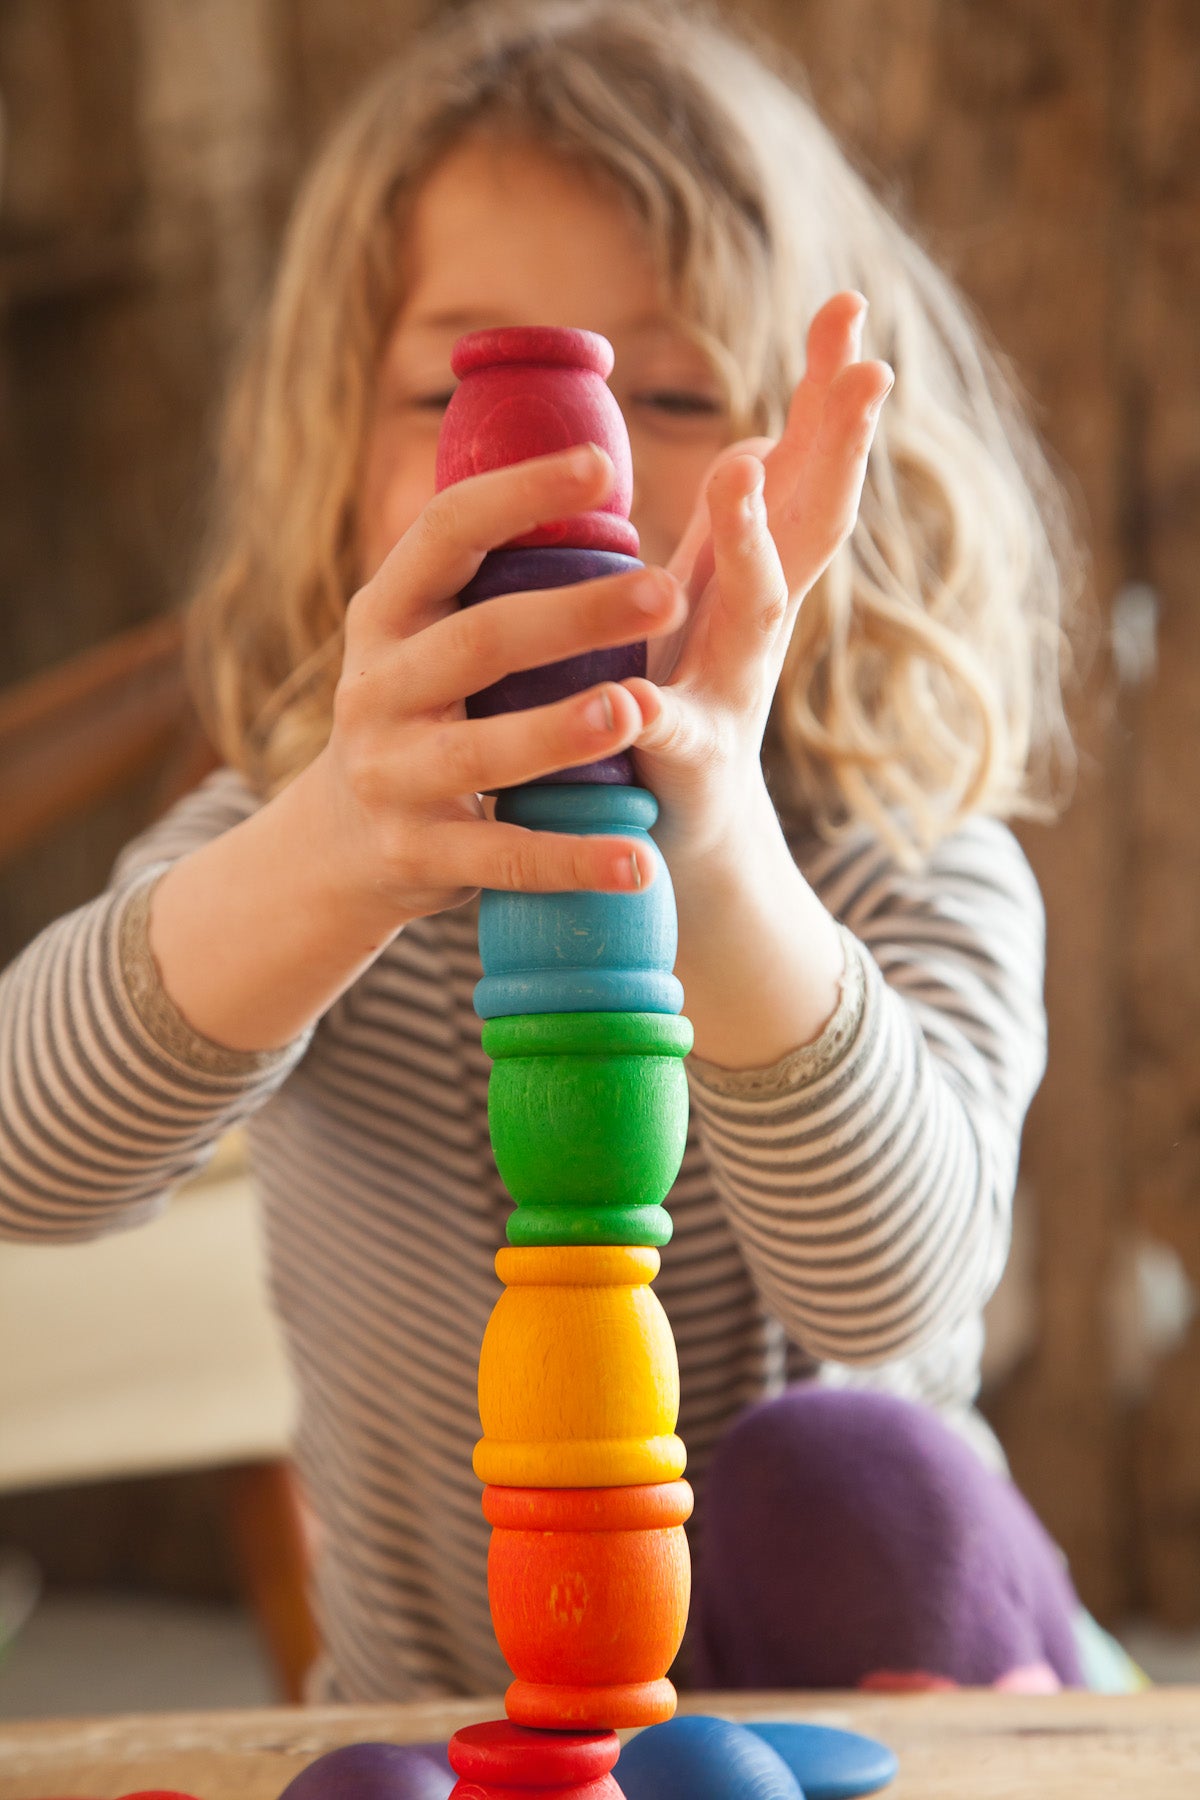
[1,1689,1198,1799]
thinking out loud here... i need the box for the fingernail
[740,482,766,527]
[868,368,895,418]
[632,571,676,615]
[583,688,615,732]
[627,851,643,890]
[566,442,605,479]
[850,296,868,357]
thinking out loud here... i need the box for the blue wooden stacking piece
[475,787,684,1020]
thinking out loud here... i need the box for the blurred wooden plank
[0,227,144,307]
[1121,0,1200,1625]
[0,614,203,869]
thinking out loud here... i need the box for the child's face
[359,134,733,582]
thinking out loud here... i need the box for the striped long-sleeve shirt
[0,769,1047,1700]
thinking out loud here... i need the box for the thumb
[622,676,704,761]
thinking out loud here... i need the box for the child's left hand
[624,291,893,869]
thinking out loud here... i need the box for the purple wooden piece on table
[459,546,646,786]
[276,1741,455,1800]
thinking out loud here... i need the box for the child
[1,0,1109,1701]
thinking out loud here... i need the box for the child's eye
[400,387,723,421]
[634,389,724,416]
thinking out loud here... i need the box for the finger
[667,434,778,600]
[762,292,869,511]
[669,454,793,706]
[353,442,616,642]
[404,680,649,801]
[805,289,869,386]
[772,360,894,589]
[711,453,790,638]
[432,817,656,894]
[397,563,686,716]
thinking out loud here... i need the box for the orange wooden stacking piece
[485,1480,693,1727]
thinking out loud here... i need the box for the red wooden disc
[448,1720,618,1785]
[483,1481,693,1533]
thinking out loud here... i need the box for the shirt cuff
[118,870,305,1080]
[684,922,867,1100]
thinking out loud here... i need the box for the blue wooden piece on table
[615,1716,803,1800]
[745,1722,898,1799]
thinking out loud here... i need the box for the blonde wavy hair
[188,0,1080,857]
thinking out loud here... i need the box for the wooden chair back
[0,613,216,872]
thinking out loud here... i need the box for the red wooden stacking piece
[436,327,638,555]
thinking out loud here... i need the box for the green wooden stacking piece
[481,1010,693,1246]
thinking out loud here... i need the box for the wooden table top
[0,1690,1197,1799]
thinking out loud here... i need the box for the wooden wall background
[2,0,1198,1627]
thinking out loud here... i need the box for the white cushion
[0,1170,295,1493]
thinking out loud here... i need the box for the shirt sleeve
[684,815,1047,1368]
[0,770,313,1243]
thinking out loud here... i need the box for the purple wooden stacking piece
[459,546,645,786]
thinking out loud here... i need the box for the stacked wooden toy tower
[436,328,693,1800]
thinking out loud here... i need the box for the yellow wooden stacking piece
[474,1245,685,1489]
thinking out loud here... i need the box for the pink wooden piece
[436,328,638,556]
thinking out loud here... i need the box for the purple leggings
[687,1387,1085,1690]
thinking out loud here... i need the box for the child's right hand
[312,443,687,928]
